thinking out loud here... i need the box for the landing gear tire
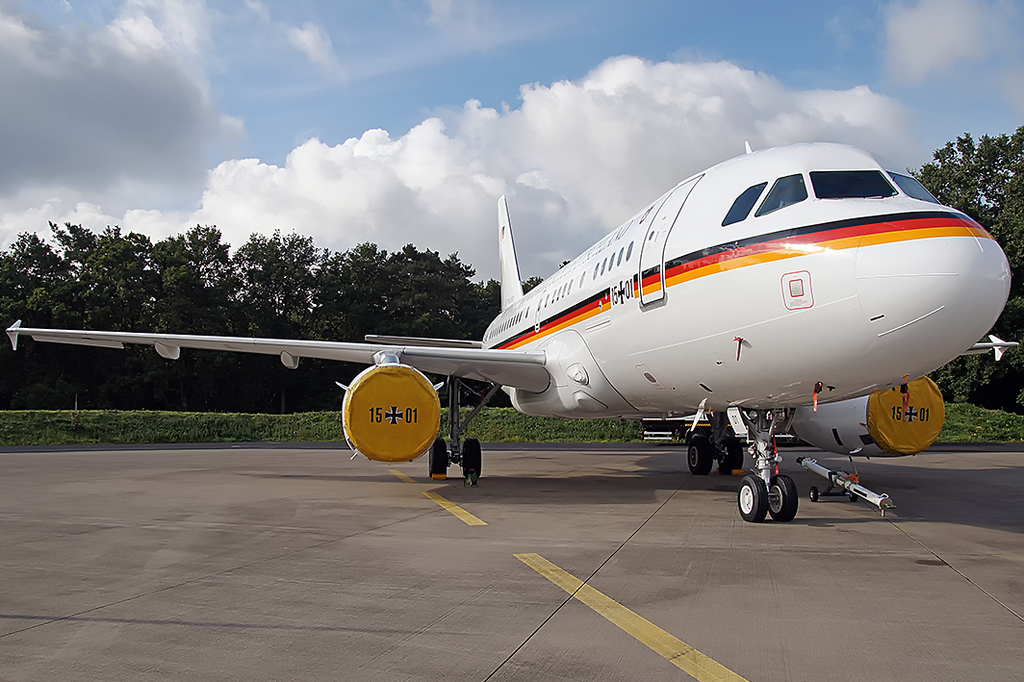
[808,486,820,503]
[687,437,714,475]
[768,474,799,522]
[429,437,448,479]
[738,475,769,523]
[462,437,481,486]
[848,491,859,502]
[718,438,744,474]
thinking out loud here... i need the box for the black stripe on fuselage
[664,210,959,272]
[492,287,611,349]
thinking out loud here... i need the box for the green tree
[150,226,239,410]
[916,126,1024,410]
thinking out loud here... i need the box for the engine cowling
[788,376,945,457]
[341,363,441,462]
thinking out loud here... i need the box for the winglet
[498,196,524,311]
[990,334,1011,361]
[6,320,21,351]
[963,334,1019,360]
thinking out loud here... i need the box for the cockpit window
[810,170,896,199]
[755,174,808,217]
[722,182,768,226]
[887,172,940,204]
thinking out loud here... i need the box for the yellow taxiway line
[388,469,487,526]
[423,491,488,526]
[515,553,748,682]
[388,469,417,484]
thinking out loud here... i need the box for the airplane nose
[855,221,1010,378]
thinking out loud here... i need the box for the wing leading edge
[5,321,550,393]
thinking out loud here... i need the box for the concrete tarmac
[0,442,1022,681]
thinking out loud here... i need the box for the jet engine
[341,363,441,462]
[788,377,945,457]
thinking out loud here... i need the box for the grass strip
[0,403,1019,447]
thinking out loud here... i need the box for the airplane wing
[5,321,550,393]
[962,334,1018,361]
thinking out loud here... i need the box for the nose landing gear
[736,409,799,523]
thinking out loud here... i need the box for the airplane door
[638,176,701,305]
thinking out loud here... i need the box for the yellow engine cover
[867,376,946,456]
[342,364,441,462]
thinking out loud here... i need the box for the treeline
[0,225,502,412]
[916,126,1024,412]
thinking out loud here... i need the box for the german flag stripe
[496,288,611,350]
[664,211,990,289]
[492,211,991,350]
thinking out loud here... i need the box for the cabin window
[617,247,625,266]
[756,174,808,217]
[722,182,768,226]
[593,264,599,280]
[810,170,896,199]
[601,258,607,275]
[625,241,634,261]
[888,172,940,203]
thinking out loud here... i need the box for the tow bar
[796,457,895,516]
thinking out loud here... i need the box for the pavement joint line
[422,491,487,526]
[0,508,443,641]
[890,522,1024,624]
[515,553,749,682]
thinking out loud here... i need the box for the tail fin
[498,196,524,310]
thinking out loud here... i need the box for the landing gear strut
[428,377,499,486]
[736,409,799,523]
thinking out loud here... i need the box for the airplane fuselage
[483,143,1010,419]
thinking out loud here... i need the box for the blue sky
[2,0,1022,277]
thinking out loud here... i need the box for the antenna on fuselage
[497,195,524,311]
[744,141,753,154]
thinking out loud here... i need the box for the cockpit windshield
[887,172,940,203]
[810,170,896,199]
[755,174,807,217]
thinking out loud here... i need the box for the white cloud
[1,56,920,280]
[285,21,340,72]
[0,0,228,202]
[426,0,483,27]
[884,0,1023,90]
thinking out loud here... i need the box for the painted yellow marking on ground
[388,469,417,484]
[515,553,748,682]
[424,491,487,526]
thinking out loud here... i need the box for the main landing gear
[686,412,745,476]
[429,377,500,486]
[735,409,799,523]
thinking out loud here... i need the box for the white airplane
[6,142,1015,523]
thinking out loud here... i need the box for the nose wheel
[735,409,799,522]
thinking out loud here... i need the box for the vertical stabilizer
[498,196,524,310]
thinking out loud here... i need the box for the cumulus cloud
[1,56,921,279]
[0,0,229,199]
[884,0,1023,93]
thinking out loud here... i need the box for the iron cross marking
[384,406,403,425]
[904,406,918,423]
